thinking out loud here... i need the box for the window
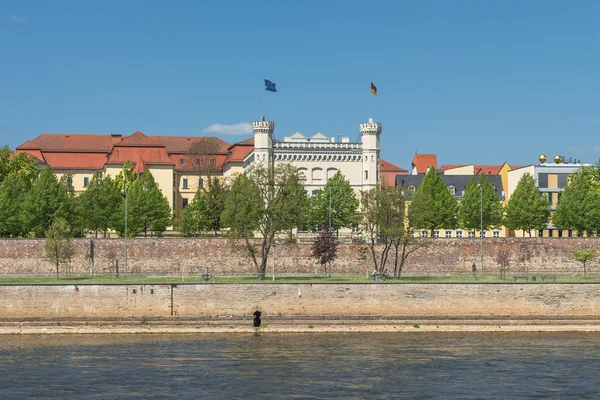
[210,158,216,166]
[179,158,184,165]
[493,231,500,238]
[312,190,319,198]
[182,198,189,208]
[456,230,463,238]
[198,178,204,189]
[365,170,369,180]
[67,176,73,186]
[433,230,440,238]
[83,177,90,187]
[468,231,475,238]
[448,185,455,196]
[480,231,487,238]
[420,230,429,238]
[445,230,452,238]
[182,178,189,189]
[408,185,416,195]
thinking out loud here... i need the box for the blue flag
[264,79,277,92]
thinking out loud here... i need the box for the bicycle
[201,273,215,282]
[369,271,387,282]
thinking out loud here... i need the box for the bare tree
[45,218,74,279]
[188,139,224,176]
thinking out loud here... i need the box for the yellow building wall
[443,165,474,175]
[55,170,98,195]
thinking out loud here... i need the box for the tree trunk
[55,261,59,279]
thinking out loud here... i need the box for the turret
[360,118,382,190]
[253,118,275,166]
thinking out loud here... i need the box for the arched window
[448,185,456,196]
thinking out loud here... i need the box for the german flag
[370,82,377,96]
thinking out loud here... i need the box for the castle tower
[360,117,382,190]
[252,117,275,166]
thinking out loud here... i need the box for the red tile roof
[17,133,119,152]
[439,164,467,171]
[380,158,408,187]
[474,165,503,176]
[43,153,107,170]
[106,147,173,165]
[114,131,162,147]
[411,154,438,174]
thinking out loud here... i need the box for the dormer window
[179,158,184,165]
[448,185,456,196]
[408,185,416,195]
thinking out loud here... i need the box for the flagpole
[262,77,265,120]
[369,78,372,119]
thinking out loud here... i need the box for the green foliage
[113,160,137,192]
[310,171,359,231]
[459,175,503,232]
[360,185,404,272]
[504,173,551,236]
[553,165,600,236]
[22,167,74,237]
[572,248,598,278]
[0,146,39,186]
[408,168,458,233]
[76,172,122,237]
[45,218,74,278]
[179,188,213,236]
[0,172,30,237]
[221,163,307,278]
[117,171,171,237]
[204,177,229,234]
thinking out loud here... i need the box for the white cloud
[202,122,252,135]
[8,14,25,22]
[567,145,600,157]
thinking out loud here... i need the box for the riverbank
[3,317,600,334]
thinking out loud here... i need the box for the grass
[0,273,599,284]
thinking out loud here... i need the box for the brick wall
[1,283,600,318]
[0,237,598,275]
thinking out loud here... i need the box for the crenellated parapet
[252,120,275,135]
[359,121,382,136]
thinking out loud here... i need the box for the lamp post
[272,242,277,282]
[328,186,332,232]
[477,183,483,273]
[124,186,128,275]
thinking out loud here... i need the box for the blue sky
[1,0,599,170]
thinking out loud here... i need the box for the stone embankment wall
[0,238,598,275]
[1,283,600,318]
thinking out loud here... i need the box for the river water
[1,332,599,399]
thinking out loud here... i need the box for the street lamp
[124,186,128,275]
[272,242,277,282]
[477,183,483,273]
[328,186,332,232]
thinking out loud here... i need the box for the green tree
[0,172,30,237]
[45,218,74,278]
[310,171,359,231]
[76,172,123,237]
[572,248,598,278]
[408,167,458,235]
[553,165,600,236]
[504,173,550,236]
[204,177,229,235]
[113,160,137,192]
[117,171,171,237]
[459,175,503,234]
[22,167,74,237]
[0,146,39,185]
[179,188,213,236]
[221,163,307,279]
[360,185,404,272]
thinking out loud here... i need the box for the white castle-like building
[240,116,382,194]
[16,115,387,219]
